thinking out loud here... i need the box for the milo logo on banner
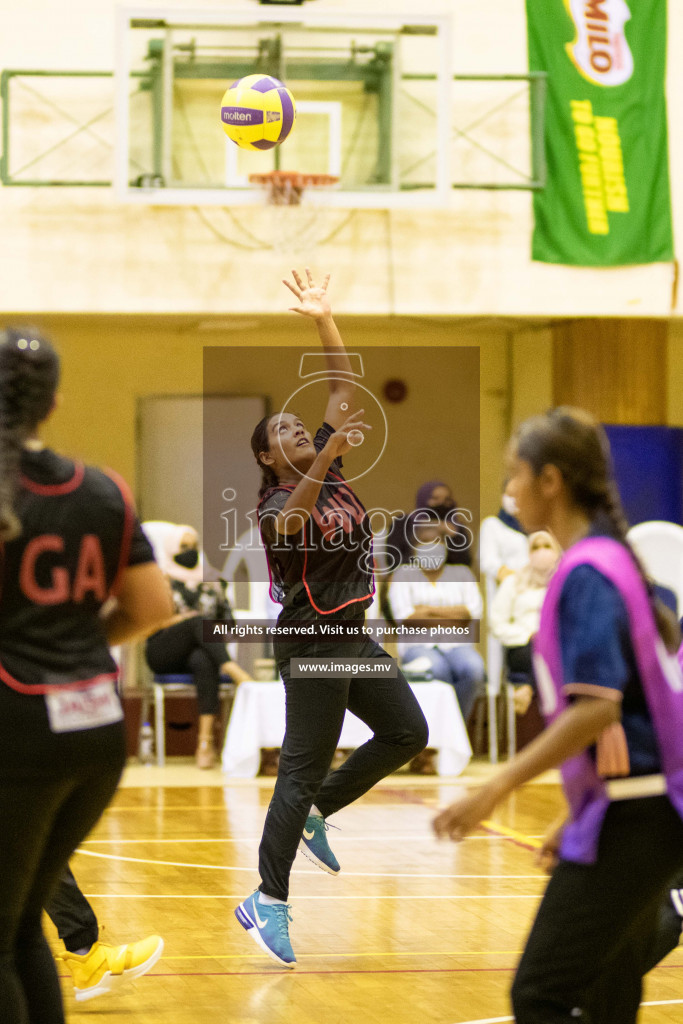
[564,0,634,86]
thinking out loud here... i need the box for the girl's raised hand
[323,409,372,459]
[283,268,332,320]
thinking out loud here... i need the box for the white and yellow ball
[220,74,296,151]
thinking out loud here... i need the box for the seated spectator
[489,530,561,714]
[387,518,485,725]
[478,480,529,585]
[143,522,252,769]
[385,480,474,571]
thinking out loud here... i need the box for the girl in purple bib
[434,406,683,1024]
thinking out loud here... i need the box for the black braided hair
[250,414,280,502]
[0,327,60,541]
[514,405,681,653]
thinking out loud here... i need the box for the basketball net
[246,171,345,254]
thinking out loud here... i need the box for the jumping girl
[235,270,428,967]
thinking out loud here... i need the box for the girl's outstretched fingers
[283,276,301,300]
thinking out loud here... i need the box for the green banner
[527,0,674,266]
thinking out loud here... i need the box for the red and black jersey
[0,448,154,691]
[258,423,375,617]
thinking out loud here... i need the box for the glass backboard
[115,6,453,208]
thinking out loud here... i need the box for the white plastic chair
[483,573,504,763]
[221,528,280,622]
[220,528,280,679]
[479,517,529,762]
[626,520,683,612]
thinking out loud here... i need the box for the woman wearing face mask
[387,517,486,726]
[489,531,561,715]
[385,480,474,571]
[144,522,252,768]
[478,480,529,585]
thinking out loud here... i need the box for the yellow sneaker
[57,934,164,1001]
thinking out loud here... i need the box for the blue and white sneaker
[298,814,340,875]
[234,891,296,969]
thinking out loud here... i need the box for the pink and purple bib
[533,536,683,863]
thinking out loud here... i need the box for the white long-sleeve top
[488,573,547,648]
[478,515,529,581]
[387,564,483,656]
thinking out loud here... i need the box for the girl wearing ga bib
[0,328,172,1024]
[434,406,683,1024]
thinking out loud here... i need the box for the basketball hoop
[197,171,349,254]
[243,170,343,253]
[248,171,339,206]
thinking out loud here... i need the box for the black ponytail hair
[0,327,60,542]
[250,415,279,502]
[514,406,681,653]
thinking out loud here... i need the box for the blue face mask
[174,548,199,569]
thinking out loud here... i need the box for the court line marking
[450,1001,683,1024]
[102,806,548,824]
[450,1018,513,1024]
[104,968,683,980]
[54,941,681,966]
[83,893,540,900]
[60,968,517,983]
[155,950,524,960]
[480,820,542,852]
[68,968,502,984]
[146,952,683,965]
[82,835,534,844]
[103,804,445,811]
[152,967,515,977]
[74,848,547,880]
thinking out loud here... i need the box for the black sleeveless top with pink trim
[0,448,153,691]
[258,423,375,618]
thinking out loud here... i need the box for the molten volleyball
[220,74,296,151]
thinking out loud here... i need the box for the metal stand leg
[506,683,517,759]
[154,684,166,767]
[487,686,498,764]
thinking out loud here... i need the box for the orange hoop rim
[248,171,339,189]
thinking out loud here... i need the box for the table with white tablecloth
[221,680,472,777]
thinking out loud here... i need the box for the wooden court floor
[47,761,683,1024]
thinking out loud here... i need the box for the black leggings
[146,615,227,715]
[0,683,125,1024]
[258,630,428,901]
[45,864,98,953]
[505,643,535,686]
[511,796,683,1024]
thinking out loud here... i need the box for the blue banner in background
[604,425,683,527]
